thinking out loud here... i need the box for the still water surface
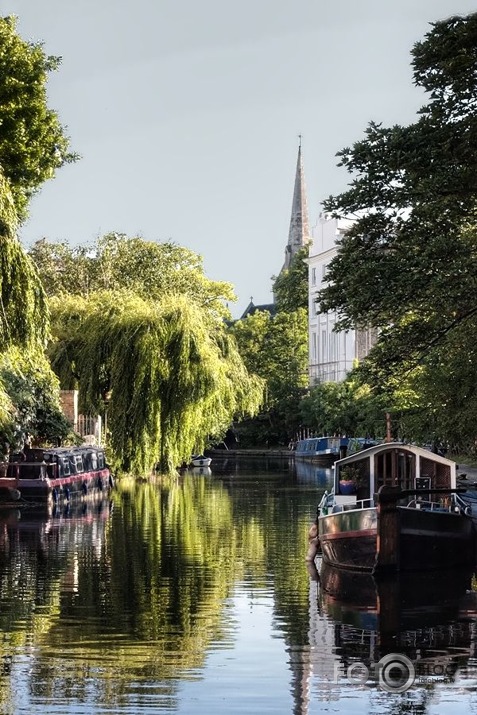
[0,456,477,714]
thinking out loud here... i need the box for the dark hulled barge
[314,442,475,573]
[0,445,112,503]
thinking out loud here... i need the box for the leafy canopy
[319,12,477,341]
[300,370,409,440]
[230,308,308,444]
[0,346,70,448]
[0,16,77,220]
[29,232,236,321]
[272,246,309,313]
[49,291,263,473]
[0,17,77,448]
[0,170,48,349]
[314,12,477,449]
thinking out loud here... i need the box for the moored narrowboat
[295,436,348,463]
[0,444,112,503]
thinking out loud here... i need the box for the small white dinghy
[190,455,212,468]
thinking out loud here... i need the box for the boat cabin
[295,436,348,458]
[8,445,107,479]
[333,442,455,507]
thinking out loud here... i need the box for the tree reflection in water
[0,460,472,715]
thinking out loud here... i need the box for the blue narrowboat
[294,436,348,463]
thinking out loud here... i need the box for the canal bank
[208,448,294,458]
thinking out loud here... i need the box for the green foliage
[315,12,477,450]
[0,16,77,220]
[0,18,75,448]
[300,377,389,438]
[0,171,48,348]
[49,291,263,474]
[0,345,70,448]
[27,240,96,298]
[272,246,309,312]
[29,233,236,321]
[320,12,477,336]
[231,308,308,444]
[37,234,264,471]
[0,380,14,440]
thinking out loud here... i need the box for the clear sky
[6,0,477,317]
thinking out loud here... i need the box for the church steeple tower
[283,137,310,271]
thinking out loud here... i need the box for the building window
[311,267,316,286]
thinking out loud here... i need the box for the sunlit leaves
[49,292,264,474]
[272,246,309,313]
[0,170,48,348]
[0,16,77,220]
[29,233,236,322]
[231,308,308,442]
[314,12,477,450]
[0,345,70,447]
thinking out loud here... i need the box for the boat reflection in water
[189,466,212,476]
[294,460,332,485]
[0,498,112,565]
[308,559,477,696]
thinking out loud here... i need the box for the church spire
[283,137,310,270]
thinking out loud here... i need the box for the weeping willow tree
[0,382,13,442]
[0,170,48,348]
[49,291,264,474]
[0,15,76,347]
[0,167,51,443]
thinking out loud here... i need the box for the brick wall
[59,390,78,429]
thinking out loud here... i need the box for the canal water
[0,456,477,714]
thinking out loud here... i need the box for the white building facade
[308,215,376,384]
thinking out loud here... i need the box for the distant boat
[312,442,475,573]
[294,436,348,463]
[190,455,212,468]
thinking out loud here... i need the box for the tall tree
[0,346,70,447]
[300,376,392,438]
[230,308,308,445]
[315,12,477,449]
[49,291,263,473]
[0,16,76,220]
[0,170,48,348]
[29,233,236,320]
[320,12,477,341]
[0,17,75,447]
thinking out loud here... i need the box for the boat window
[375,449,415,490]
[97,452,105,469]
[73,455,84,473]
[89,451,98,470]
[61,457,71,476]
[397,452,414,490]
[420,456,451,489]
